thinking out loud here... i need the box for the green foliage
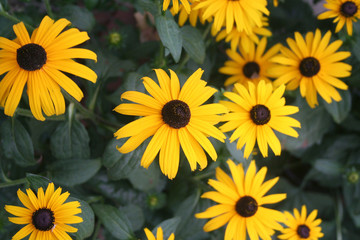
[1,0,360,239]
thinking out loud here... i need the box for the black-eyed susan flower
[0,16,97,121]
[318,0,360,36]
[196,159,286,240]
[144,227,175,240]
[163,0,191,14]
[220,80,300,158]
[269,29,351,108]
[274,0,279,7]
[219,37,281,87]
[4,183,82,240]
[113,68,228,179]
[279,205,324,240]
[194,0,269,34]
[214,17,272,52]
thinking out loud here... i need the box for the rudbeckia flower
[4,183,82,240]
[196,159,286,240]
[220,80,300,158]
[318,0,360,36]
[279,205,324,240]
[144,227,175,240]
[269,29,351,108]
[0,16,97,121]
[113,68,227,179]
[163,0,191,14]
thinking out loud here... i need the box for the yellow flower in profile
[144,227,175,240]
[274,0,279,6]
[194,0,269,34]
[318,0,360,36]
[279,205,324,240]
[113,68,228,179]
[214,17,272,52]
[0,16,97,121]
[219,38,281,87]
[4,183,83,240]
[196,159,286,240]
[220,80,300,158]
[171,0,209,27]
[269,29,351,108]
[163,0,191,14]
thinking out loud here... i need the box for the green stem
[88,84,101,112]
[0,178,28,189]
[0,106,66,121]
[63,91,121,132]
[0,7,34,31]
[44,0,55,19]
[336,191,343,240]
[177,54,190,71]
[92,220,102,240]
[193,170,214,181]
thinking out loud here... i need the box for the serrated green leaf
[69,197,95,240]
[50,120,90,160]
[60,5,95,31]
[0,119,36,167]
[49,159,101,186]
[120,204,144,231]
[155,14,182,62]
[181,26,205,64]
[153,217,181,239]
[92,204,134,240]
[26,173,51,191]
[322,89,351,124]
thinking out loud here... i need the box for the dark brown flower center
[17,43,47,71]
[297,224,310,238]
[32,208,55,231]
[243,62,260,79]
[299,57,320,77]
[250,104,271,125]
[235,196,258,217]
[341,1,358,17]
[162,100,191,129]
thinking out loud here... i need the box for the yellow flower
[171,0,209,27]
[4,183,83,240]
[220,80,300,158]
[113,68,228,179]
[144,227,175,240]
[0,16,97,121]
[194,0,269,34]
[318,0,360,36]
[269,29,351,108]
[214,17,272,52]
[279,205,324,240]
[196,159,286,240]
[219,37,281,87]
[274,0,279,7]
[163,0,191,14]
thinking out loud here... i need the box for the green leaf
[0,119,36,167]
[60,5,95,31]
[26,173,51,191]
[128,163,162,192]
[120,204,144,231]
[322,89,352,124]
[50,120,90,160]
[155,14,182,62]
[225,138,246,164]
[70,197,95,240]
[153,217,181,239]
[314,159,342,176]
[92,204,134,240]
[49,159,101,186]
[103,138,147,180]
[181,26,205,64]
